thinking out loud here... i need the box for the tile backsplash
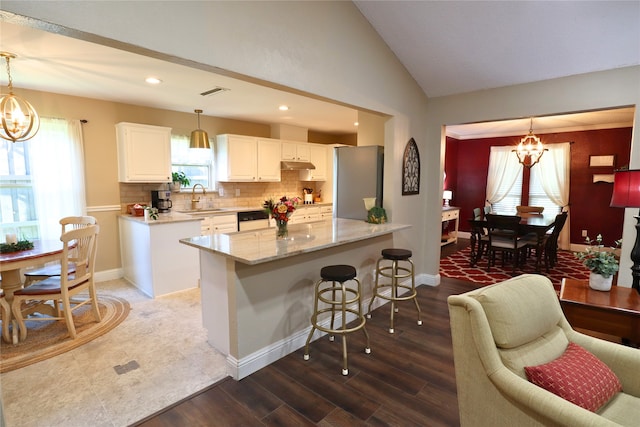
[119,171,324,212]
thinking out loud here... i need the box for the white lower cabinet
[198,214,238,235]
[119,217,201,298]
[212,214,238,234]
[289,206,322,224]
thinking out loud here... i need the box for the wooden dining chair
[11,224,101,341]
[485,214,529,274]
[23,216,97,286]
[516,205,544,217]
[527,211,568,272]
[470,208,490,264]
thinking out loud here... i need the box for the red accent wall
[445,127,631,246]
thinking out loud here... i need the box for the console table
[441,206,460,246]
[559,278,640,347]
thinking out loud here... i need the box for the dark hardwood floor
[134,240,475,427]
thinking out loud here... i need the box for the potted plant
[574,234,621,291]
[171,171,190,191]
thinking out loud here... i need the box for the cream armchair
[448,274,640,427]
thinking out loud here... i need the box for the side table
[559,278,640,347]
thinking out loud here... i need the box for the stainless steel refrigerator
[334,146,384,221]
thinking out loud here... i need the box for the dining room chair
[515,205,544,217]
[485,214,529,274]
[470,208,490,265]
[23,216,97,286]
[11,224,101,341]
[527,211,568,272]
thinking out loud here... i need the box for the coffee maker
[151,190,172,213]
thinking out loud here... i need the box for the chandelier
[189,109,210,149]
[0,52,40,143]
[513,117,547,168]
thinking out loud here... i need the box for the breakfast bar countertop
[119,211,203,225]
[180,218,410,265]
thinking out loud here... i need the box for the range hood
[280,161,316,170]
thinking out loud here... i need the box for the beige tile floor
[0,279,228,427]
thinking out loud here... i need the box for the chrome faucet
[191,184,206,210]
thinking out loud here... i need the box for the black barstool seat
[321,265,357,282]
[381,248,412,260]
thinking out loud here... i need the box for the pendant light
[189,109,210,149]
[0,52,40,143]
[513,117,547,168]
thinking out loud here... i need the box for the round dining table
[0,239,64,343]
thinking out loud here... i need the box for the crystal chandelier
[513,117,547,168]
[0,52,40,143]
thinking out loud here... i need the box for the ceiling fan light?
[189,109,210,149]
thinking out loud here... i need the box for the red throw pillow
[524,342,622,412]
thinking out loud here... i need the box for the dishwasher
[237,210,270,231]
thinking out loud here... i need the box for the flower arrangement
[263,196,301,239]
[574,234,621,278]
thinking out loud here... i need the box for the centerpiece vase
[589,272,613,291]
[275,219,289,240]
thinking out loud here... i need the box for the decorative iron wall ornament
[402,138,420,195]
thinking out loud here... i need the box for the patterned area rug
[0,295,130,373]
[440,247,590,290]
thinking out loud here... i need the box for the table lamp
[610,169,640,294]
[443,190,453,207]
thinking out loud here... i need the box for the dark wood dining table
[468,213,557,272]
[0,239,64,343]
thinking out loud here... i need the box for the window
[170,134,214,190]
[0,140,38,239]
[492,171,523,214]
[529,167,561,215]
[0,118,86,241]
[487,144,565,215]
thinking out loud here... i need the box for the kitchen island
[180,218,410,379]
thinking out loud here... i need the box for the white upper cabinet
[216,134,281,182]
[281,141,310,162]
[256,138,282,181]
[116,122,172,183]
[300,143,329,181]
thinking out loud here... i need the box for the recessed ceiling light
[354,121,359,126]
[278,105,289,111]
[145,77,162,85]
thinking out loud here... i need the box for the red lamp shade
[610,170,640,208]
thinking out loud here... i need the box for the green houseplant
[171,171,190,189]
[574,234,621,291]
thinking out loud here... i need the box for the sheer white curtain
[29,118,87,241]
[485,146,522,208]
[531,142,571,249]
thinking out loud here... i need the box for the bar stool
[304,264,371,375]
[367,248,422,333]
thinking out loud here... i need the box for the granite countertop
[179,218,410,265]
[119,211,203,225]
[176,202,333,216]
